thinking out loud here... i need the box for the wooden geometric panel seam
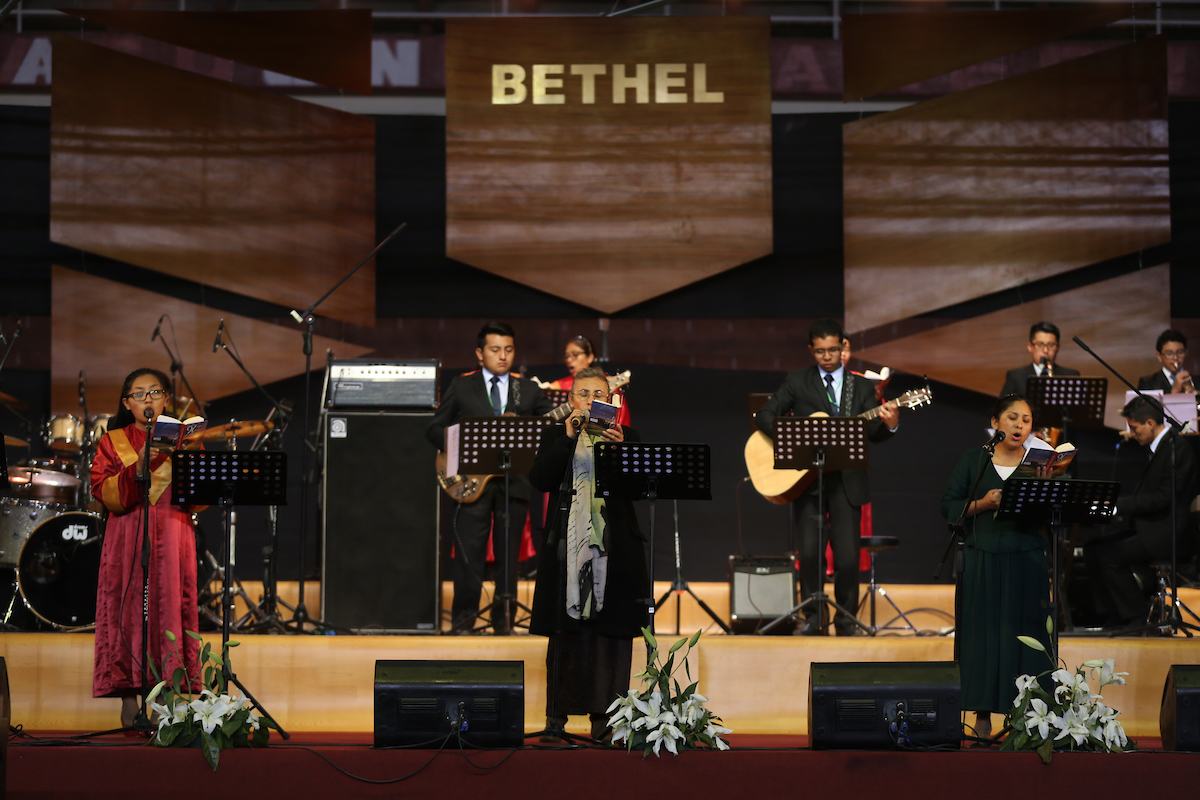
[50,265,373,414]
[853,264,1170,430]
[49,36,376,327]
[843,36,1170,335]
[445,18,773,314]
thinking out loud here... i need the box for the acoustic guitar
[436,371,631,503]
[744,387,933,505]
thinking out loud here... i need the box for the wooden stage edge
[4,581,1198,740]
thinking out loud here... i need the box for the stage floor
[2,581,1197,740]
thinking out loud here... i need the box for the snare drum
[87,414,113,448]
[18,510,102,629]
[0,497,73,568]
[45,414,85,453]
[8,465,81,507]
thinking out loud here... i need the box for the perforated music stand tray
[1025,376,1108,430]
[593,442,711,502]
[170,451,287,507]
[772,416,869,472]
[456,417,553,476]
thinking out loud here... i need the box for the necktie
[490,376,503,415]
[825,374,839,415]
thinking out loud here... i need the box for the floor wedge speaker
[374,660,524,748]
[1160,664,1200,751]
[729,555,796,634]
[322,412,440,632]
[809,661,961,749]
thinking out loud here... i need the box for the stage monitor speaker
[374,660,524,748]
[1160,664,1200,751]
[0,656,7,795]
[809,661,961,749]
[322,412,440,632]
[728,555,796,634]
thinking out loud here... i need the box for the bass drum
[0,569,42,631]
[0,497,72,567]
[18,511,103,629]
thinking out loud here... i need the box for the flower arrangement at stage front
[606,628,732,757]
[146,630,276,771]
[1001,616,1134,763]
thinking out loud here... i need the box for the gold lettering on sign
[493,64,527,104]
[570,64,607,104]
[655,63,688,104]
[532,64,565,105]
[490,63,725,105]
[612,64,650,104]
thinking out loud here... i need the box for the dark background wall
[2,103,1197,587]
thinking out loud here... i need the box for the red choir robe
[91,424,199,698]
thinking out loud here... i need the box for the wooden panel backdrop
[50,266,373,414]
[61,9,373,95]
[843,36,1170,334]
[853,264,1170,430]
[842,6,1141,102]
[49,36,376,327]
[445,18,773,314]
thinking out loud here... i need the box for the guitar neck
[546,402,573,422]
[856,390,921,421]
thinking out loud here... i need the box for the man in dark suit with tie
[756,318,899,636]
[1085,396,1199,630]
[1137,329,1193,395]
[999,321,1080,398]
[427,321,555,634]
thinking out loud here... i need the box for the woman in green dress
[941,394,1053,742]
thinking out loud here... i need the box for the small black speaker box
[729,555,797,634]
[1160,664,1200,751]
[374,660,524,748]
[809,661,961,749]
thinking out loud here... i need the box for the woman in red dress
[547,336,631,426]
[91,368,199,728]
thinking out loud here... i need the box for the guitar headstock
[898,387,933,410]
[608,370,632,391]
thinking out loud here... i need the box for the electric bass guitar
[744,386,933,505]
[436,371,631,503]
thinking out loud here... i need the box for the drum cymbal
[4,435,29,448]
[0,392,28,411]
[188,420,274,441]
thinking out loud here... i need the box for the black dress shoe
[835,625,862,637]
[794,620,823,636]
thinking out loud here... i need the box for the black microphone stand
[1072,336,1195,637]
[154,316,204,419]
[934,438,1002,582]
[282,222,406,634]
[132,409,158,735]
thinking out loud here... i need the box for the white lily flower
[1098,659,1128,688]
[704,720,733,750]
[1053,707,1090,746]
[190,690,235,735]
[646,720,684,756]
[1102,714,1128,750]
[1025,698,1054,740]
[631,690,676,731]
[1013,674,1038,706]
[247,709,262,731]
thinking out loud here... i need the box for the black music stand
[593,442,711,650]
[172,450,290,739]
[453,416,553,634]
[760,417,869,635]
[996,477,1118,644]
[1025,376,1108,442]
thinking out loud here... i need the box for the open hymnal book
[1012,435,1076,479]
[150,414,207,449]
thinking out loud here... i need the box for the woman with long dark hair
[546,335,630,426]
[91,368,200,729]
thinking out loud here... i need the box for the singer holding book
[91,368,200,730]
[528,367,647,743]
[941,394,1053,742]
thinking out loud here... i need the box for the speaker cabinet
[322,412,440,632]
[0,656,8,796]
[809,661,961,749]
[1160,664,1200,751]
[374,660,524,748]
[729,555,797,634]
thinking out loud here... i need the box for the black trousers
[450,483,527,631]
[795,473,861,631]
[1084,530,1156,625]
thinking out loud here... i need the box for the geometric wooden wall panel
[842,6,1140,102]
[49,36,376,327]
[50,266,373,415]
[854,265,1170,430]
[60,9,372,95]
[844,36,1170,334]
[445,18,773,314]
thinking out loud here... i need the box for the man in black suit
[427,321,555,634]
[998,321,1080,398]
[1137,329,1193,395]
[756,318,899,636]
[1085,396,1199,630]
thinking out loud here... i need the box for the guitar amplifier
[323,359,439,409]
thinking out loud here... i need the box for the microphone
[983,430,1006,450]
[570,412,587,430]
[151,314,165,342]
[212,319,225,353]
[144,407,154,421]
